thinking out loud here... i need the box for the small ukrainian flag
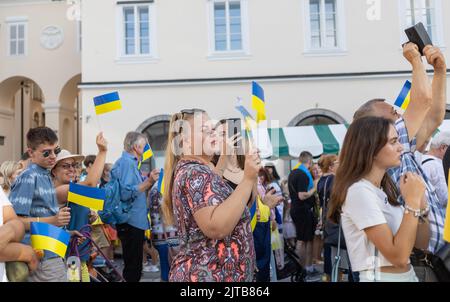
[138,144,154,170]
[142,144,153,162]
[93,92,122,115]
[157,168,165,195]
[235,104,255,131]
[251,81,267,124]
[67,182,105,211]
[394,81,411,111]
[30,222,70,258]
[249,199,257,232]
[445,170,450,243]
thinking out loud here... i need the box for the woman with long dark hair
[327,116,430,282]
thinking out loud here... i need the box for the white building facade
[80,0,450,169]
[1,0,449,171]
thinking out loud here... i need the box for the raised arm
[403,43,433,143]
[80,132,108,187]
[193,150,261,240]
[415,46,447,148]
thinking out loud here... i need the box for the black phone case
[405,22,432,55]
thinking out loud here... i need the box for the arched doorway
[136,115,171,172]
[288,108,347,127]
[286,109,347,169]
[0,76,45,162]
[58,74,81,153]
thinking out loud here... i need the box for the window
[117,2,156,59]
[399,0,444,46]
[208,0,249,57]
[303,0,345,54]
[7,21,27,56]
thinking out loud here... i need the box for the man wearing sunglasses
[9,127,71,282]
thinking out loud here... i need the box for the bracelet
[420,205,430,218]
[37,217,40,223]
[404,205,421,218]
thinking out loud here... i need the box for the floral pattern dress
[169,159,256,282]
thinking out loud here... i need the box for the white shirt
[341,179,405,272]
[421,155,448,210]
[0,189,12,282]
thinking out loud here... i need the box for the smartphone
[226,118,243,154]
[405,22,432,55]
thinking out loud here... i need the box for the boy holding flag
[9,127,71,282]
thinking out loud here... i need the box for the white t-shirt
[341,179,405,272]
[0,189,12,282]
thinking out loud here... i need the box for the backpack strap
[422,158,435,166]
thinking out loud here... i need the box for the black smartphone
[226,118,243,153]
[405,22,432,55]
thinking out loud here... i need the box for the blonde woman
[162,109,261,282]
[0,161,22,196]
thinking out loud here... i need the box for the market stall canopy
[255,120,450,159]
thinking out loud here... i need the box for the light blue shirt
[9,163,60,260]
[111,151,149,231]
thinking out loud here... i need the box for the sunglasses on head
[181,108,205,115]
[41,147,61,158]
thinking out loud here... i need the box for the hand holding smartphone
[405,22,432,55]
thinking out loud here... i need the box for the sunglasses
[41,147,62,158]
[180,108,206,115]
[59,162,81,170]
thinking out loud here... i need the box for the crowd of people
[0,42,449,283]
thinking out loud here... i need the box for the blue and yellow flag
[67,182,105,211]
[145,213,152,240]
[249,199,257,232]
[251,81,266,123]
[445,170,450,243]
[235,104,255,131]
[138,143,154,169]
[142,144,154,162]
[157,168,165,195]
[93,92,122,115]
[394,81,411,110]
[30,222,70,258]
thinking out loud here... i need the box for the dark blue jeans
[155,244,170,282]
[253,221,271,282]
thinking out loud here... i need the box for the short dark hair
[26,127,58,150]
[84,155,97,168]
[299,151,313,164]
[353,99,385,121]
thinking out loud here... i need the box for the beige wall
[0,0,81,161]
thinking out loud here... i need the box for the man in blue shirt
[112,132,159,282]
[9,127,71,282]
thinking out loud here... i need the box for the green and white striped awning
[254,124,348,159]
[255,120,450,159]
